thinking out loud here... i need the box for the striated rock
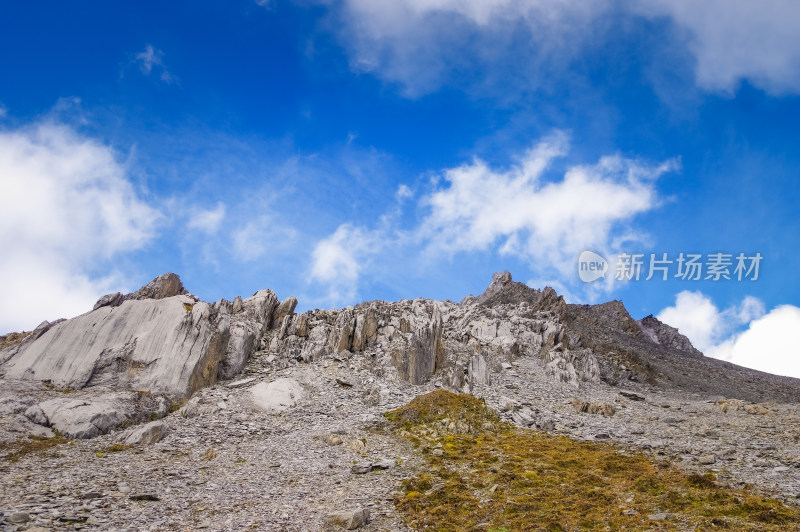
[2,295,230,398]
[0,274,287,403]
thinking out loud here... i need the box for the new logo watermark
[577,251,762,283]
[577,251,609,283]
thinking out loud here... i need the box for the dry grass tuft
[386,390,800,531]
[0,434,68,463]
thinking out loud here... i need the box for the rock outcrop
[638,314,703,357]
[259,271,597,391]
[1,274,282,400]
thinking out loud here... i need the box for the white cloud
[134,44,174,84]
[309,224,382,305]
[231,215,298,262]
[636,0,800,94]
[709,306,800,379]
[334,0,606,95]
[329,0,800,95]
[395,184,413,201]
[657,291,800,379]
[420,132,676,274]
[187,202,226,235]
[0,122,160,332]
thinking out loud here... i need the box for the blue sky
[1,1,799,378]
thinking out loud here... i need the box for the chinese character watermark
[577,251,762,283]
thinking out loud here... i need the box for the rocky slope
[1,271,799,530]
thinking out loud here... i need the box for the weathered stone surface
[2,295,229,398]
[249,378,304,413]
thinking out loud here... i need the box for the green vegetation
[386,390,800,531]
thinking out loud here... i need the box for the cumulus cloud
[0,122,160,332]
[328,0,800,95]
[308,133,674,304]
[636,0,800,94]
[420,132,676,274]
[134,44,174,84]
[308,224,382,305]
[657,291,800,379]
[709,306,800,379]
[333,0,607,95]
[187,202,226,235]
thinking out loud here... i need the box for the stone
[572,400,616,417]
[93,292,124,310]
[7,511,29,524]
[272,296,298,329]
[325,508,370,529]
[120,420,169,445]
[350,462,372,474]
[647,513,674,520]
[227,377,257,388]
[698,455,716,465]
[371,458,396,470]
[249,378,304,413]
[25,393,146,439]
[125,273,188,301]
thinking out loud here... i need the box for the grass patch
[387,390,800,531]
[0,434,68,463]
[104,443,132,453]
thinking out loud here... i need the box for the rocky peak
[94,272,190,310]
[638,314,703,358]
[473,271,565,316]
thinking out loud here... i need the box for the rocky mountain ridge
[1,272,799,530]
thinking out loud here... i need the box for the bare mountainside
[1,272,799,531]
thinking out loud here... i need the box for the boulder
[124,272,188,301]
[24,394,139,439]
[325,508,370,529]
[119,420,169,445]
[249,378,304,413]
[94,292,124,310]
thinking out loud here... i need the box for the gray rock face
[1,274,283,402]
[261,272,598,390]
[219,289,279,380]
[3,296,229,398]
